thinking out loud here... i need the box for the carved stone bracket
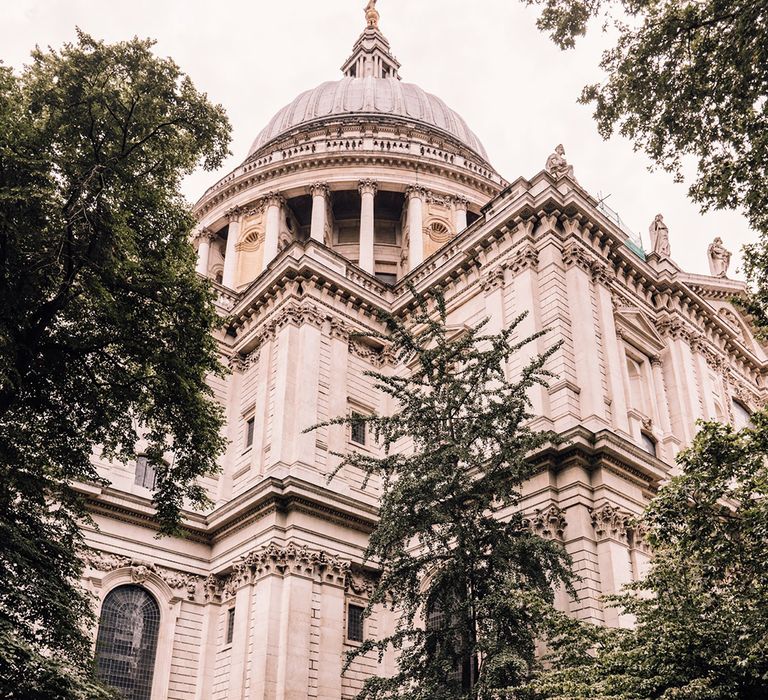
[225,205,244,222]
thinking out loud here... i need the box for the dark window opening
[351,418,366,446]
[245,417,255,449]
[225,607,236,645]
[347,603,365,642]
[426,598,477,692]
[375,272,398,286]
[134,456,157,490]
[95,585,160,700]
[639,432,656,457]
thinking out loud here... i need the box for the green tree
[312,289,575,699]
[532,413,768,700]
[0,32,230,697]
[523,0,768,327]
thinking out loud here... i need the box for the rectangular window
[350,418,366,446]
[225,607,236,645]
[347,604,365,642]
[245,417,255,450]
[134,456,157,489]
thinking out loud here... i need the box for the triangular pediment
[614,307,665,352]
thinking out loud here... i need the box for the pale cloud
[1,0,755,277]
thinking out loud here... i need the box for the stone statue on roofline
[648,213,671,257]
[545,144,576,181]
[708,236,732,277]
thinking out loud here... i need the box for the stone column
[358,179,377,274]
[453,195,468,233]
[263,192,284,266]
[405,186,425,271]
[222,207,242,288]
[309,182,330,244]
[195,227,214,276]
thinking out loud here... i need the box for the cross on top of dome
[341,0,401,80]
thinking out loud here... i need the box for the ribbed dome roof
[248,77,489,162]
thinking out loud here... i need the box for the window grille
[95,585,160,700]
[134,456,157,490]
[226,607,236,645]
[351,419,366,446]
[347,603,365,642]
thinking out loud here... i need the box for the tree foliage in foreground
[533,413,768,700]
[0,32,230,697]
[313,289,575,699]
[523,0,768,328]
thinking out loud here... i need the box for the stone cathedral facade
[83,5,766,700]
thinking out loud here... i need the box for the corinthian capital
[405,185,428,201]
[225,206,243,222]
[309,182,330,198]
[263,191,285,208]
[358,179,378,196]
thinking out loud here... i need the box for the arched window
[95,585,160,700]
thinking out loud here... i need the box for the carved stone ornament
[589,503,633,542]
[480,265,505,293]
[522,504,567,541]
[507,243,539,274]
[225,206,244,222]
[424,220,452,244]
[358,179,378,197]
[207,542,352,601]
[561,242,593,272]
[83,550,203,601]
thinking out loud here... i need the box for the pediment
[614,307,665,353]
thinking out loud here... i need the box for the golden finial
[365,0,379,28]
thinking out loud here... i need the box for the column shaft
[195,230,212,276]
[407,187,424,270]
[222,211,241,288]
[453,197,468,233]
[358,180,376,274]
[263,195,282,265]
[309,183,329,244]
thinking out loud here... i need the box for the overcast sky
[1,0,755,277]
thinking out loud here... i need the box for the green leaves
[533,412,768,699]
[525,0,768,332]
[312,287,573,698]
[0,32,230,697]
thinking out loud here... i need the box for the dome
[248,77,490,162]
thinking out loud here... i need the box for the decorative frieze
[206,542,352,601]
[83,550,204,601]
